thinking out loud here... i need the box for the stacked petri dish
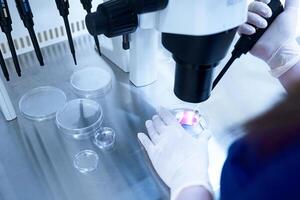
[70,67,112,98]
[56,99,104,139]
[56,99,116,150]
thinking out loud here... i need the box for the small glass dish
[73,150,99,174]
[94,127,116,150]
[56,99,103,139]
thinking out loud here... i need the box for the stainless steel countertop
[0,34,285,200]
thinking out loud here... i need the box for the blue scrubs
[220,133,300,200]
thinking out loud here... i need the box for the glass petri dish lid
[70,67,112,98]
[73,150,99,174]
[19,86,67,121]
[56,99,103,139]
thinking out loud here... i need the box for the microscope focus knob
[85,0,168,37]
[86,0,138,37]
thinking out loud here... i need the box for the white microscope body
[98,0,247,87]
[0,78,16,121]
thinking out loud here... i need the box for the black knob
[85,0,168,38]
[133,0,168,14]
[86,0,138,37]
[85,11,108,36]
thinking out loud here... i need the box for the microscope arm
[0,78,16,121]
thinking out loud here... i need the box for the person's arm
[176,186,213,200]
[279,60,300,91]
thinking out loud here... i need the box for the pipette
[15,0,44,66]
[212,0,284,89]
[80,0,101,56]
[55,0,77,65]
[192,0,284,112]
[0,48,9,81]
[0,0,21,77]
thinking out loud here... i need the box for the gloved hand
[138,108,212,200]
[239,0,300,77]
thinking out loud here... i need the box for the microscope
[85,0,247,103]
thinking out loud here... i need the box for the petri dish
[19,86,67,121]
[94,127,116,150]
[70,67,112,98]
[56,99,103,139]
[173,108,209,138]
[74,150,99,174]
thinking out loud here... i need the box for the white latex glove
[239,0,300,77]
[138,108,212,200]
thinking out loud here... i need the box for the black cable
[80,0,102,56]
[5,32,21,76]
[63,16,77,65]
[28,26,44,66]
[212,55,237,90]
[93,35,101,55]
[15,0,44,66]
[55,0,77,65]
[0,0,22,77]
[0,49,9,81]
